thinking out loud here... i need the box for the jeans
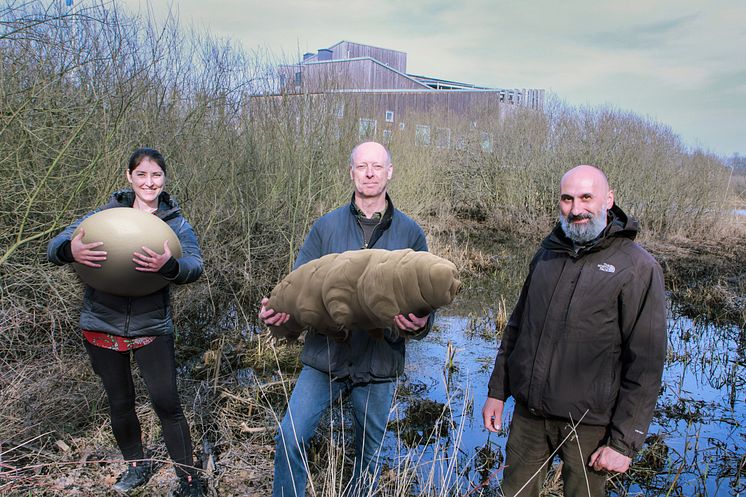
[273,366,396,497]
[500,403,608,497]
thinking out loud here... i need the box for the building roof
[295,41,506,92]
[282,56,432,90]
[407,74,496,91]
[279,40,544,109]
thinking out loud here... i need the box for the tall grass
[0,2,736,494]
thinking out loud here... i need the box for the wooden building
[261,41,544,149]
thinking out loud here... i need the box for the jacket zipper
[124,297,132,334]
[356,217,383,249]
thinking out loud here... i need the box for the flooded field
[382,311,746,496]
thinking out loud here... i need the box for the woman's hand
[71,230,107,267]
[133,240,172,272]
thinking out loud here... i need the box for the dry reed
[0,2,740,495]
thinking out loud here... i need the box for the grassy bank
[1,2,743,496]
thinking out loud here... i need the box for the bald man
[260,141,432,497]
[482,165,666,496]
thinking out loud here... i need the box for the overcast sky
[119,0,745,157]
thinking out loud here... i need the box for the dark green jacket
[47,190,203,337]
[487,205,666,456]
[296,194,432,383]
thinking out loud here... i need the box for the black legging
[84,334,194,477]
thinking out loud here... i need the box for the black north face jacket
[487,205,667,456]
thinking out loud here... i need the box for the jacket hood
[541,203,638,256]
[106,189,181,221]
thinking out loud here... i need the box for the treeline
[0,1,730,359]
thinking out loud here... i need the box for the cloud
[577,14,699,50]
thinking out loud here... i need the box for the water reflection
[383,312,746,496]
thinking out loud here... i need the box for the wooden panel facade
[249,90,509,152]
[269,41,543,149]
[336,91,506,128]
[303,41,407,72]
[278,41,543,110]
[336,42,407,72]
[280,59,427,93]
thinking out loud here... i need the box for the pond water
[381,312,746,496]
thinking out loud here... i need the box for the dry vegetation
[1,1,742,496]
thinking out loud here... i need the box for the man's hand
[393,313,429,333]
[589,446,631,473]
[259,297,290,326]
[133,240,172,272]
[71,229,107,267]
[482,397,505,432]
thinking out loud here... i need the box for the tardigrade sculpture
[266,249,461,340]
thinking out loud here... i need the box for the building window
[415,125,431,146]
[336,102,345,118]
[481,132,493,152]
[385,110,394,123]
[399,122,405,130]
[359,118,377,139]
[436,127,451,149]
[294,71,302,86]
[455,135,467,150]
[383,129,392,144]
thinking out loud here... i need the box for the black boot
[112,461,153,494]
[174,474,206,497]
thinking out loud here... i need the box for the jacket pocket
[543,339,616,423]
[128,290,168,335]
[81,287,127,333]
[369,337,404,379]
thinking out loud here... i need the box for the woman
[47,148,205,496]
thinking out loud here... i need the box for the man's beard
[560,209,608,244]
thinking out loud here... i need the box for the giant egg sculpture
[72,207,182,297]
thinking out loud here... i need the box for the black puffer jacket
[487,205,666,456]
[47,190,203,337]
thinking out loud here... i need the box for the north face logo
[597,263,616,273]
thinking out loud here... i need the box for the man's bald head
[349,141,393,202]
[349,141,391,169]
[559,164,614,243]
[560,165,610,194]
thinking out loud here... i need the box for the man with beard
[482,165,667,497]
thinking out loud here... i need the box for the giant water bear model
[72,208,182,297]
[266,249,461,340]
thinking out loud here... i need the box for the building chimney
[317,48,333,61]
